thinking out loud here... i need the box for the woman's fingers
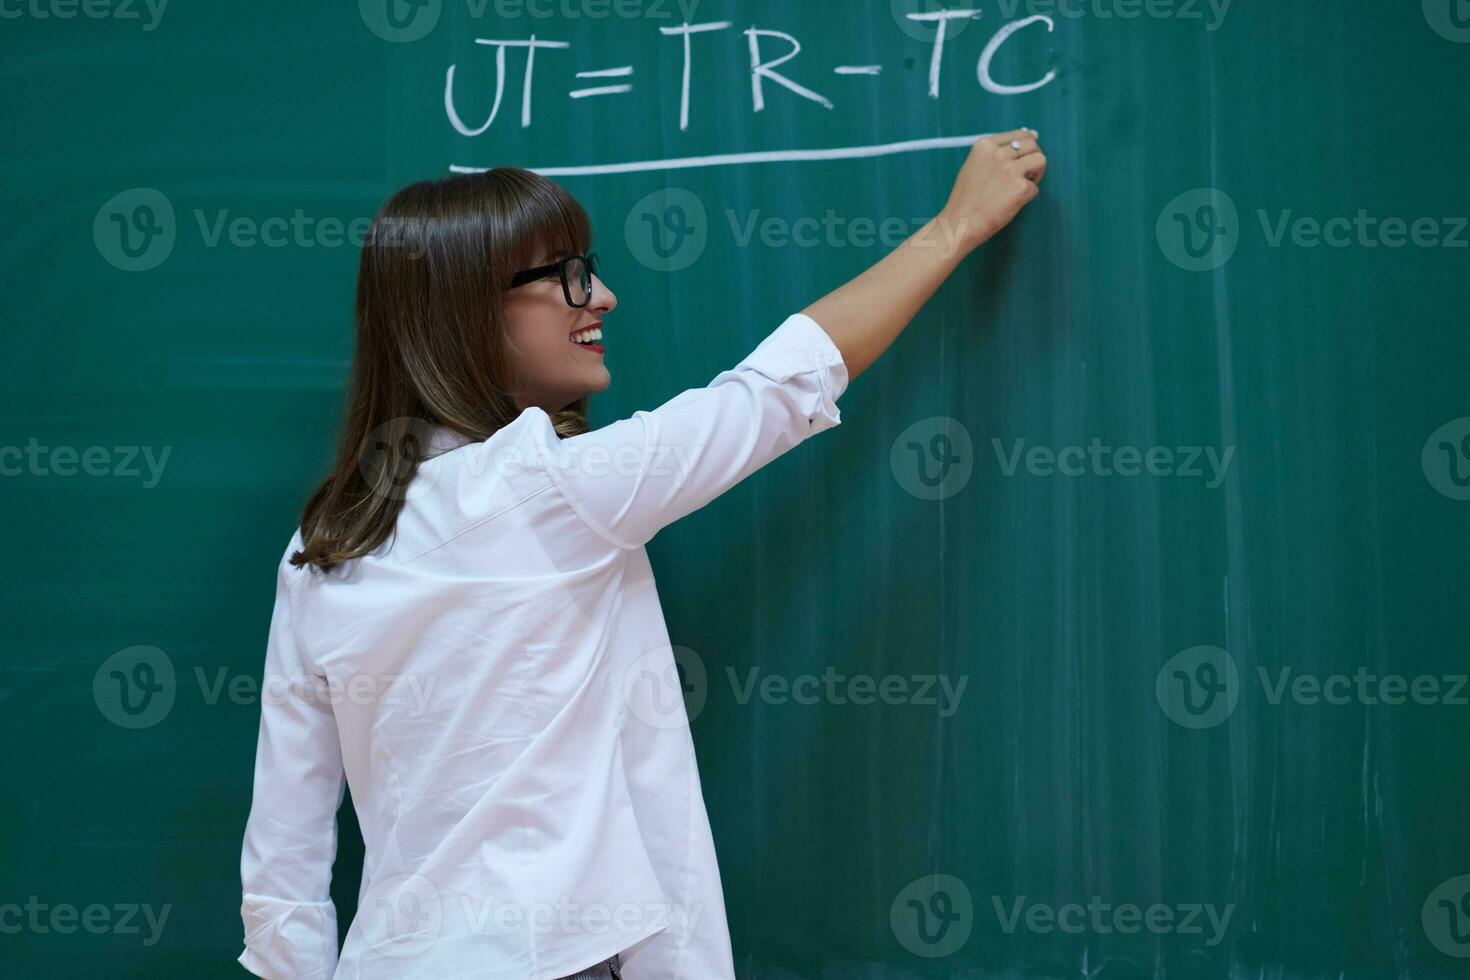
[986,128,1036,147]
[986,131,1047,181]
[1005,137,1041,157]
[988,131,1048,183]
[1017,146,1048,183]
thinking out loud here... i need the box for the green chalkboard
[3,1,1469,977]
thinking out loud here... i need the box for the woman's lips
[570,320,604,354]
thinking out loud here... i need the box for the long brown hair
[291,168,592,571]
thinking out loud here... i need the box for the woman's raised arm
[528,131,1046,551]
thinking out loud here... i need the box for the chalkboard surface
[4,1,1469,977]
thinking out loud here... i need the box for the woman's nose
[588,274,616,313]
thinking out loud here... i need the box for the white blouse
[238,312,849,979]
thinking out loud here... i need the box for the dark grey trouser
[557,952,621,979]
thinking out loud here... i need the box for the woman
[237,129,1046,980]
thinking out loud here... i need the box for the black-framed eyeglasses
[508,252,598,308]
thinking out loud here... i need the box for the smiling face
[502,250,618,414]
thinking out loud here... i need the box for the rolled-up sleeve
[533,311,849,550]
[238,567,346,980]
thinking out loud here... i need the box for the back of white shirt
[238,312,849,980]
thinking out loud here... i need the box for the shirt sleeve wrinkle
[239,892,339,980]
[536,312,849,551]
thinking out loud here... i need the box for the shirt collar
[425,425,476,458]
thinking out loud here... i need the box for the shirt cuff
[239,892,339,980]
[734,312,850,434]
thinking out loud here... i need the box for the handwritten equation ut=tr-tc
[447,11,1058,176]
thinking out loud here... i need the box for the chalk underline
[448,133,993,177]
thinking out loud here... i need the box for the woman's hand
[801,128,1048,382]
[939,129,1047,251]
